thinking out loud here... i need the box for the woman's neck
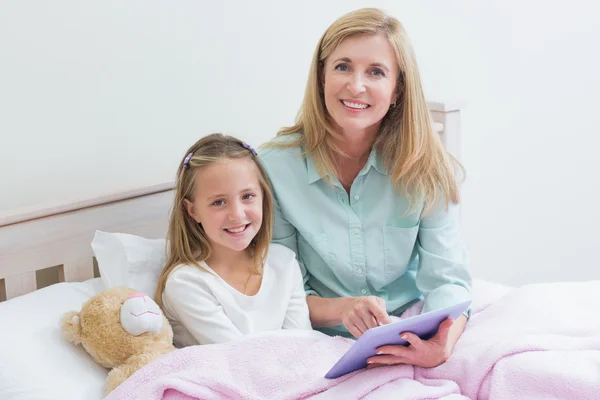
[330,124,380,193]
[332,124,379,160]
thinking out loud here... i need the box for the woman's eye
[335,63,349,72]
[371,68,385,77]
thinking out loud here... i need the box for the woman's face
[322,33,399,138]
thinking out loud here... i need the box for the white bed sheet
[0,278,108,400]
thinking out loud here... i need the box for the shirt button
[354,195,360,200]
[353,228,360,235]
[361,289,367,295]
[356,268,363,274]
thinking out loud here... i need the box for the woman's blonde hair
[267,7,462,214]
[155,133,273,309]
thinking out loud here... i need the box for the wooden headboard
[0,100,462,302]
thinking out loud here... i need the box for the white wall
[455,1,600,286]
[1,1,599,286]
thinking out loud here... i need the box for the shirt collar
[368,147,388,176]
[306,152,322,184]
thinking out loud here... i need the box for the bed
[1,101,598,400]
[0,181,175,399]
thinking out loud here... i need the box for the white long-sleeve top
[161,244,312,347]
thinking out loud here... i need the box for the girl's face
[322,33,399,138]
[184,158,263,256]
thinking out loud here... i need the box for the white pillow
[0,278,108,400]
[91,230,166,300]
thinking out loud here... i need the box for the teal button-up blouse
[258,134,472,337]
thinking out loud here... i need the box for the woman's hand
[366,315,466,369]
[341,296,393,338]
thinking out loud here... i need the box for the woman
[258,8,472,369]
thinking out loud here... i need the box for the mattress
[0,278,108,400]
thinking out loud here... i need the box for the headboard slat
[429,105,461,160]
[59,260,95,283]
[3,271,37,300]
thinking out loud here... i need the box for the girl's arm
[163,269,243,345]
[282,260,312,330]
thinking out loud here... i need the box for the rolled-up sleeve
[416,200,472,317]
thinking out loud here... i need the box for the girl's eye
[335,63,349,72]
[242,193,255,200]
[211,200,225,206]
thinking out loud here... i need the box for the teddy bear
[60,287,176,395]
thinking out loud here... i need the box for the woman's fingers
[367,354,405,366]
[375,344,412,358]
[346,323,363,339]
[357,303,379,330]
[368,297,392,325]
[356,297,389,331]
[365,362,387,370]
[398,331,423,348]
[342,296,393,337]
[346,313,369,337]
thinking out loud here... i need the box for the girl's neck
[203,245,262,296]
[204,245,254,273]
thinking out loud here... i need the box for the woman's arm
[305,295,353,327]
[366,201,472,368]
[307,294,393,337]
[447,314,468,350]
[269,190,393,335]
[269,193,318,296]
[416,200,472,316]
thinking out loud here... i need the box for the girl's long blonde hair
[155,133,273,309]
[267,7,463,214]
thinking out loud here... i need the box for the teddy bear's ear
[60,311,82,345]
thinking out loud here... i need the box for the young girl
[155,133,312,348]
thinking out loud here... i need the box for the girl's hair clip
[183,152,194,169]
[242,142,258,157]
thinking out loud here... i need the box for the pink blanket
[106,279,600,399]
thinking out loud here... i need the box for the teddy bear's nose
[120,295,163,336]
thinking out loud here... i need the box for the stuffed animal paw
[60,287,176,396]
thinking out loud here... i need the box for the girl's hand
[341,296,392,338]
[365,317,455,369]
